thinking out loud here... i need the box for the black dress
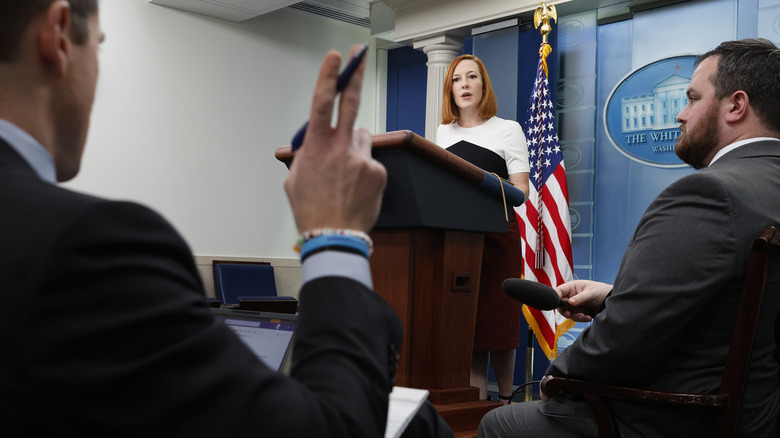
[446,141,523,351]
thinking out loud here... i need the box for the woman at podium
[436,54,531,405]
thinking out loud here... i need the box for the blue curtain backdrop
[386,46,427,137]
[593,0,739,282]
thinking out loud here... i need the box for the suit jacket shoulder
[0,140,406,437]
[548,140,780,437]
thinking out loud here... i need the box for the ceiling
[148,0,371,23]
[147,0,689,39]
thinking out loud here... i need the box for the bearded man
[479,38,780,438]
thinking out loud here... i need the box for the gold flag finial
[533,2,557,44]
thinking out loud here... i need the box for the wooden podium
[276,131,519,435]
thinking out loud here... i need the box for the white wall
[64,0,377,261]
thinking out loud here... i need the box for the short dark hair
[698,38,780,133]
[0,0,99,62]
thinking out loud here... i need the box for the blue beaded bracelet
[294,228,373,253]
[299,234,371,261]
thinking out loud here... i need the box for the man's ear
[724,90,749,123]
[37,0,72,77]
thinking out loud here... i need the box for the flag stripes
[516,41,575,360]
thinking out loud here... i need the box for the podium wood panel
[370,228,485,404]
[435,399,499,435]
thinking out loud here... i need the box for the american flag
[516,42,575,360]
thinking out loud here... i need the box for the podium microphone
[501,278,595,317]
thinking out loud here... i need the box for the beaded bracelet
[294,228,374,254]
[299,234,370,261]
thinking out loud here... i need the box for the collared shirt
[302,251,373,290]
[709,137,780,166]
[0,118,57,183]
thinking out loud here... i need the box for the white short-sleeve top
[435,116,530,175]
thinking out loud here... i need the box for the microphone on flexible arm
[501,278,595,317]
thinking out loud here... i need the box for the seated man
[479,38,780,438]
[0,1,450,436]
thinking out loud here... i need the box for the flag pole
[524,326,534,401]
[522,3,559,399]
[533,2,556,271]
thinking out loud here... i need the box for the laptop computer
[211,308,423,437]
[210,308,297,374]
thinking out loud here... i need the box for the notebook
[385,386,429,438]
[210,308,297,373]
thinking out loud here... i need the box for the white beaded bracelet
[294,228,374,254]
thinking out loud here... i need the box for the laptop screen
[210,308,297,373]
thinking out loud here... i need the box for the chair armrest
[540,375,728,409]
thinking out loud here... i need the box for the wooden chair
[541,225,780,438]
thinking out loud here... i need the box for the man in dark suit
[479,38,780,437]
[0,1,451,436]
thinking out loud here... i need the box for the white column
[413,35,462,142]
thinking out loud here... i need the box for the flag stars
[520,48,573,351]
[522,59,565,187]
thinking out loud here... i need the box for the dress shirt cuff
[301,250,373,290]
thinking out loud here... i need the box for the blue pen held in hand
[290,44,369,151]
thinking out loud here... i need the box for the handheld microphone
[501,278,595,317]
